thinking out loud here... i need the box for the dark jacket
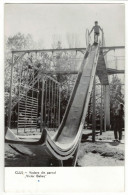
[114,108,124,130]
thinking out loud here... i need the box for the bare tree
[51,34,62,49]
[66,33,81,48]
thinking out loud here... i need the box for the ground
[78,130,124,166]
[5,129,125,167]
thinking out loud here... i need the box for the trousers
[114,128,122,140]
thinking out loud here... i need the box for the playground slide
[46,44,99,160]
[5,44,99,164]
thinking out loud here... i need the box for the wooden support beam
[103,85,106,132]
[41,68,124,75]
[12,48,87,54]
[96,83,125,86]
[40,77,45,132]
[102,30,104,47]
[92,76,96,142]
[11,46,124,54]
[8,53,14,129]
[106,68,125,75]
[100,85,103,135]
[58,86,61,125]
[42,70,78,75]
[102,85,111,131]
[105,85,110,130]
[101,46,125,50]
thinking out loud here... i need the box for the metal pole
[102,30,104,47]
[53,83,56,128]
[55,83,57,128]
[17,58,24,134]
[30,74,34,132]
[57,84,59,127]
[48,79,50,128]
[8,53,14,129]
[40,76,44,132]
[36,80,39,131]
[45,79,47,128]
[50,80,53,127]
[51,80,54,128]
[17,85,20,135]
[103,85,106,132]
[92,76,96,142]
[24,64,29,133]
[56,84,59,127]
[100,85,103,135]
[58,85,61,125]
[105,85,110,130]
[11,46,124,54]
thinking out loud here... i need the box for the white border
[0,0,128,194]
[0,0,5,195]
[2,0,128,3]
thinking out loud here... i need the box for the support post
[8,53,14,129]
[100,85,103,135]
[102,30,104,47]
[58,85,61,125]
[103,85,106,132]
[92,76,96,142]
[45,79,47,128]
[105,85,110,130]
[103,85,110,131]
[40,77,44,132]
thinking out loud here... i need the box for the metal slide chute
[46,44,99,162]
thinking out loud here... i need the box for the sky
[5,3,125,47]
[4,3,125,77]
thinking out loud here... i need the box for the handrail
[102,29,106,47]
[86,29,91,47]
